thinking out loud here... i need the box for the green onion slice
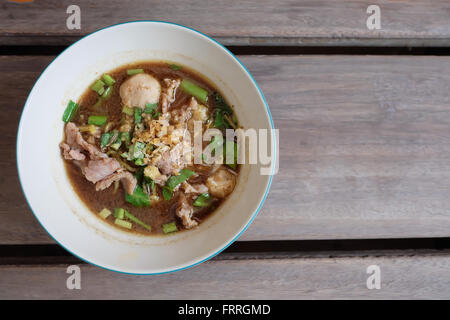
[124,210,151,231]
[62,100,79,123]
[127,69,144,75]
[88,115,107,126]
[98,208,112,219]
[91,79,105,93]
[102,74,116,86]
[102,86,113,99]
[113,208,125,219]
[181,79,208,104]
[163,222,178,234]
[193,193,212,207]
[114,218,132,229]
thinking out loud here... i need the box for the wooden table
[1,0,450,299]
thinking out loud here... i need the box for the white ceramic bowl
[17,21,275,274]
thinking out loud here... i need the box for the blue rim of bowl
[16,20,276,275]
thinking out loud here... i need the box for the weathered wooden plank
[1,254,449,299]
[2,55,450,244]
[1,0,450,46]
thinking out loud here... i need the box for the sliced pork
[161,78,181,113]
[181,182,208,194]
[96,170,137,195]
[60,122,107,161]
[176,194,197,229]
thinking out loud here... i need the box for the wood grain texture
[2,55,450,244]
[1,254,450,299]
[1,0,450,46]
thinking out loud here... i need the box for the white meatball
[206,168,236,198]
[120,73,161,109]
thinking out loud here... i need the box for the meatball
[206,167,236,198]
[119,73,161,109]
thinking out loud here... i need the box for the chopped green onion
[62,100,79,123]
[125,185,150,207]
[124,210,151,231]
[97,86,105,96]
[144,103,157,114]
[168,64,182,71]
[193,193,212,207]
[121,152,129,159]
[113,208,125,219]
[134,107,142,124]
[102,86,113,99]
[181,79,208,104]
[78,124,97,135]
[163,222,178,234]
[152,111,160,119]
[98,208,112,219]
[88,115,107,126]
[122,105,133,116]
[102,74,115,86]
[127,69,144,75]
[91,79,105,93]
[114,218,132,229]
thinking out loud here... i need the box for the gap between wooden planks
[1,55,450,244]
[1,254,449,299]
[1,0,449,46]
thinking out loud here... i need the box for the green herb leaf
[165,169,196,191]
[125,185,150,207]
[214,110,230,129]
[162,187,173,201]
[215,93,233,114]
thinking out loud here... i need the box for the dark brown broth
[64,61,239,235]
